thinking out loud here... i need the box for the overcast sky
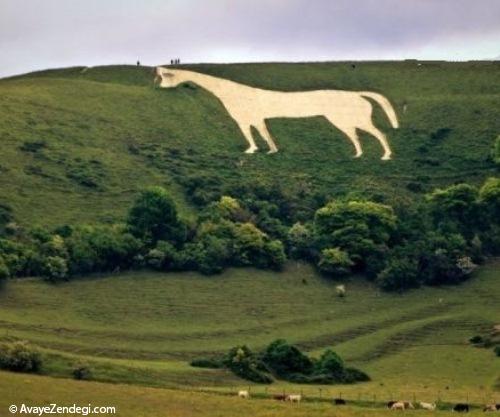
[1,0,499,77]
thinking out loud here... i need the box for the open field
[0,62,499,226]
[3,371,495,417]
[0,261,498,409]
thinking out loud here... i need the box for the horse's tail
[360,92,399,128]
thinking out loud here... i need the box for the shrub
[0,341,42,373]
[494,346,500,357]
[376,255,419,291]
[127,187,186,244]
[72,363,92,380]
[469,335,483,344]
[318,248,353,277]
[43,256,68,282]
[224,345,272,384]
[190,358,223,369]
[262,339,313,377]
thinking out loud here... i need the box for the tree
[317,248,353,277]
[287,222,314,260]
[426,183,480,237]
[43,256,68,282]
[127,187,185,244]
[262,339,313,377]
[315,349,344,375]
[376,255,419,291]
[0,341,42,373]
[314,200,397,267]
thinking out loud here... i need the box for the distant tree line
[0,175,499,292]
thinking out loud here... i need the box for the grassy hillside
[0,62,499,226]
[6,371,495,417]
[0,261,498,403]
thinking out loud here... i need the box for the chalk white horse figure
[154,67,398,160]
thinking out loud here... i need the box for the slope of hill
[0,62,499,226]
[0,260,498,401]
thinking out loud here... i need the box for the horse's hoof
[381,155,392,161]
[354,153,362,158]
[244,148,257,154]
[267,149,278,154]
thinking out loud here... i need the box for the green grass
[0,261,498,403]
[5,371,497,417]
[0,62,499,226]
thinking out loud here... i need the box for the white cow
[286,394,302,403]
[419,402,436,410]
[238,390,250,399]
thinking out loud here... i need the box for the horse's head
[154,67,183,88]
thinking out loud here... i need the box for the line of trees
[0,176,498,291]
[191,339,370,384]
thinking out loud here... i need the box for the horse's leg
[256,121,278,154]
[333,124,362,158]
[363,124,392,160]
[240,124,258,154]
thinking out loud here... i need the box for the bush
[224,345,272,383]
[0,341,42,373]
[494,346,500,357]
[190,358,224,369]
[43,256,68,282]
[127,187,186,244]
[262,339,313,377]
[376,256,419,291]
[72,363,92,380]
[318,248,353,277]
[469,335,483,344]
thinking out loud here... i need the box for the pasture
[0,261,498,412]
[0,62,499,226]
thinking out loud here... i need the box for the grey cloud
[1,0,499,77]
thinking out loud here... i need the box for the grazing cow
[404,402,415,409]
[334,398,346,405]
[286,394,302,403]
[452,403,469,412]
[420,402,436,410]
[238,390,249,399]
[483,404,500,412]
[273,394,287,401]
[391,402,406,410]
[387,401,397,409]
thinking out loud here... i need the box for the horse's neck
[183,71,242,99]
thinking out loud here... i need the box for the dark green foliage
[0,256,9,280]
[19,140,47,153]
[127,187,186,245]
[318,248,353,277]
[72,363,92,380]
[213,340,370,384]
[377,255,420,291]
[495,346,500,357]
[493,136,500,166]
[469,335,483,344]
[65,225,142,275]
[0,203,13,235]
[0,341,42,373]
[262,339,313,377]
[314,200,397,269]
[189,358,224,369]
[224,345,272,383]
